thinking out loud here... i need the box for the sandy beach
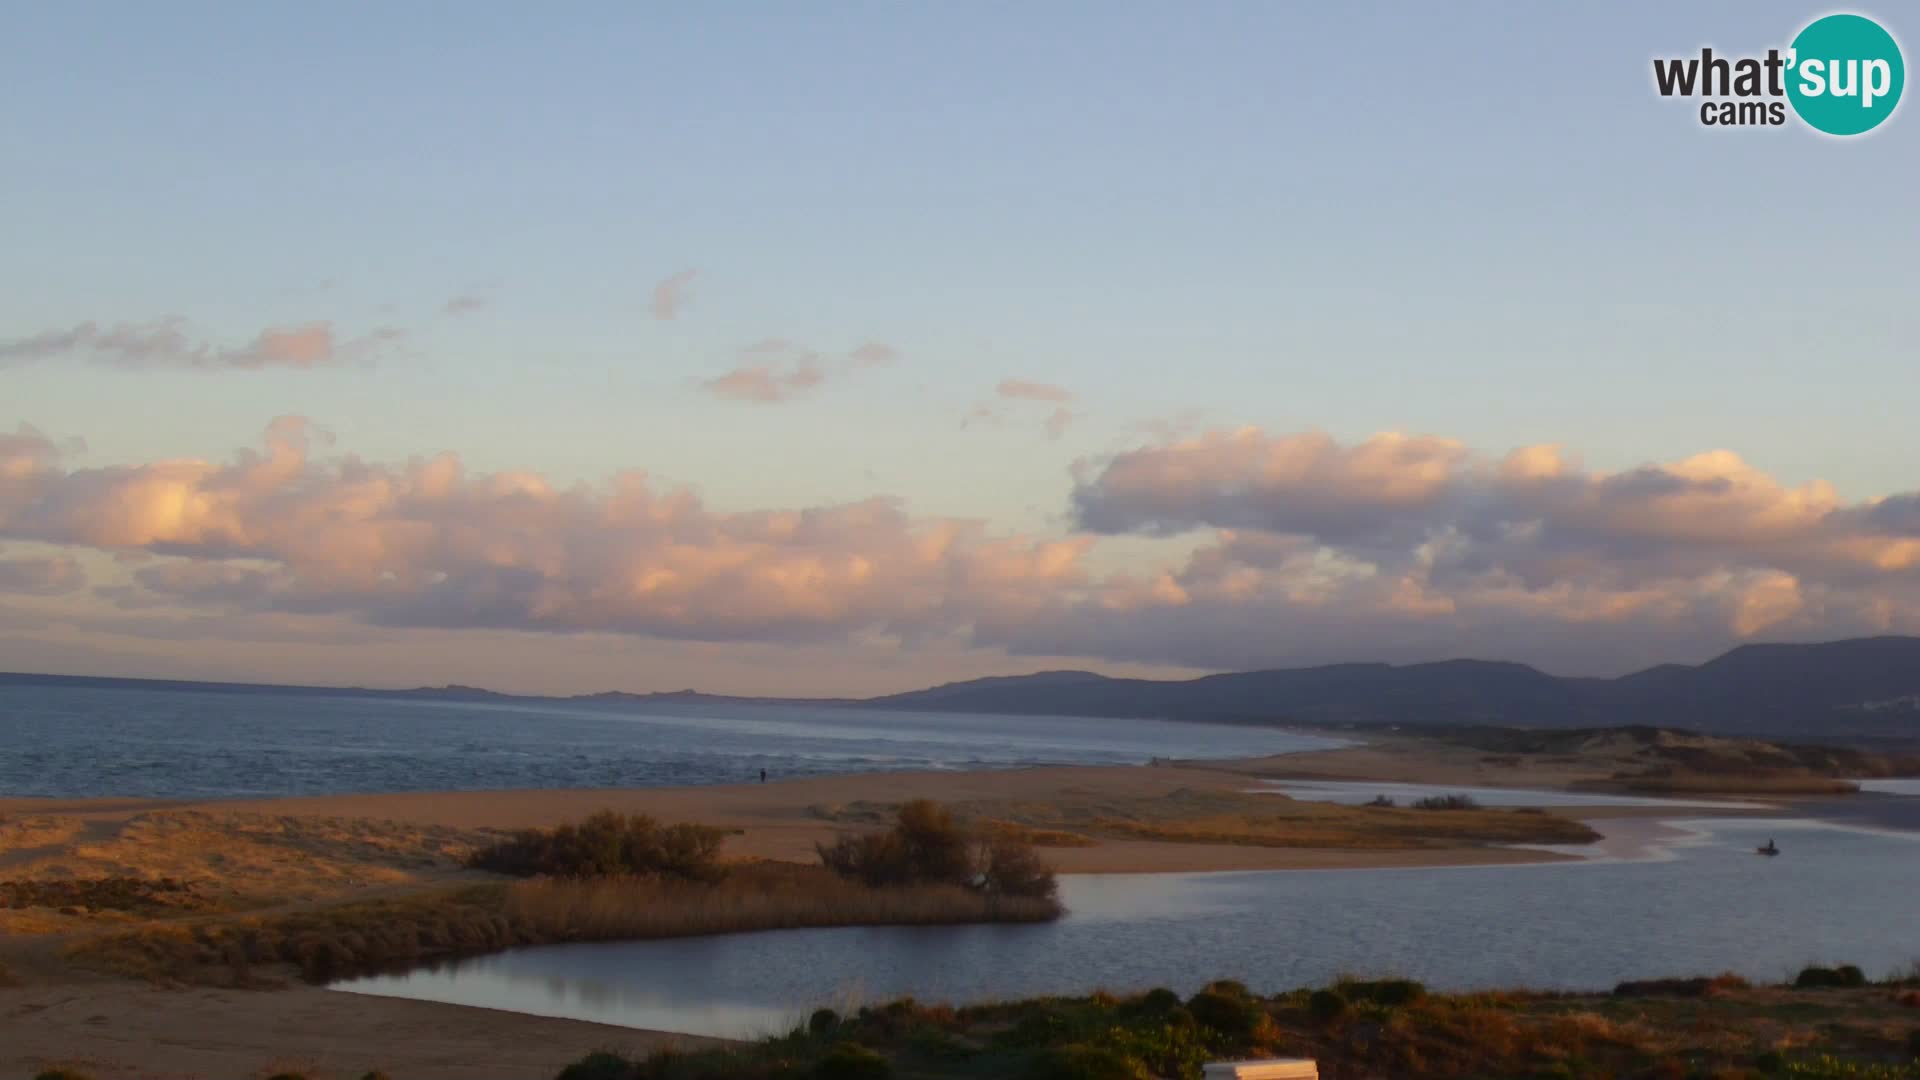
[1,753,1603,879]
[0,977,721,1080]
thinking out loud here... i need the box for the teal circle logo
[1786,14,1905,135]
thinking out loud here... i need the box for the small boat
[1757,839,1780,856]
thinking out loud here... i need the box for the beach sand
[1,756,1600,880]
[0,978,721,1080]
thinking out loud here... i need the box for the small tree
[895,800,975,885]
[979,833,1058,900]
[818,800,1055,899]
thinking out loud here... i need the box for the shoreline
[3,756,1623,877]
[3,740,1893,1080]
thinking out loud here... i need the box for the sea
[0,681,1333,800]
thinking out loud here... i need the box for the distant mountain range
[4,636,1918,740]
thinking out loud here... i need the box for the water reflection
[336,816,1920,1039]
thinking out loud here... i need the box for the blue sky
[1,3,1915,693]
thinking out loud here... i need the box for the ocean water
[0,683,1337,799]
[336,815,1920,1039]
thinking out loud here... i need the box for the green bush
[1779,1056,1920,1077]
[468,811,728,882]
[1186,988,1264,1040]
[1795,965,1868,989]
[1134,987,1182,1014]
[1338,977,1427,1007]
[1308,988,1349,1023]
[1003,1009,1075,1047]
[814,1041,891,1080]
[556,1050,638,1080]
[979,833,1059,901]
[818,800,1055,899]
[1614,974,1749,998]
[809,1007,841,1035]
[1022,1044,1149,1080]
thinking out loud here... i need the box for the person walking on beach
[759,768,766,783]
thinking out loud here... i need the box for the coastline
[1,742,1827,1079]
[1,753,1620,877]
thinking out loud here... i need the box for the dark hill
[4,636,1917,740]
[867,637,1920,738]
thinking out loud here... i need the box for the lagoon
[335,814,1920,1039]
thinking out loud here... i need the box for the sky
[1,3,1916,695]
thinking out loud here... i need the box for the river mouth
[1253,778,1770,811]
[332,804,1920,1040]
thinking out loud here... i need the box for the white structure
[1201,1060,1319,1080]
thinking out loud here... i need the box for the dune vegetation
[815,786,1600,852]
[534,969,1920,1080]
[63,803,1060,986]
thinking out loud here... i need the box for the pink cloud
[5,420,1920,675]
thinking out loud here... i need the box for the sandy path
[0,980,724,1080]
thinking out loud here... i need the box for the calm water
[0,684,1336,799]
[1256,779,1764,810]
[336,815,1920,1039]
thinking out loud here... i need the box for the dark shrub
[34,1071,97,1080]
[1136,987,1182,1015]
[654,823,730,882]
[1339,977,1426,1007]
[1005,1009,1075,1047]
[895,800,974,884]
[1023,1044,1147,1080]
[1795,964,1868,988]
[361,1073,393,1080]
[1908,1029,1920,1059]
[809,1007,841,1035]
[814,1041,890,1080]
[1186,988,1264,1040]
[1411,794,1481,810]
[1614,974,1749,998]
[979,834,1058,900]
[818,799,1055,900]
[1307,988,1349,1023]
[1755,1050,1786,1074]
[265,1074,311,1080]
[468,811,728,882]
[1203,979,1250,998]
[1365,795,1397,807]
[556,1050,639,1080]
[817,832,906,888]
